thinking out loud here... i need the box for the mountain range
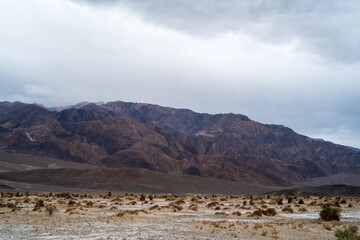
[0,100,359,193]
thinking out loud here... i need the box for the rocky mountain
[0,100,359,188]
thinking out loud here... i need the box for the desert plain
[0,192,359,239]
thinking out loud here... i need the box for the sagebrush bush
[334,224,360,240]
[320,206,340,221]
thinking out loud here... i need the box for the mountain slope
[0,167,272,194]
[0,100,359,187]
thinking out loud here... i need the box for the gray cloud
[81,0,360,63]
[0,0,360,147]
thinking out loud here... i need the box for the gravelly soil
[0,193,359,239]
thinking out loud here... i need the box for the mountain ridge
[0,100,359,188]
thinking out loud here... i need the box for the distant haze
[1,0,360,147]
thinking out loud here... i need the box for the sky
[1,0,360,147]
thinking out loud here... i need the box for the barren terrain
[1,192,359,239]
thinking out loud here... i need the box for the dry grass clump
[232,211,242,216]
[45,204,57,215]
[298,207,308,213]
[214,212,228,216]
[174,200,185,205]
[207,201,220,208]
[261,229,268,236]
[253,223,263,229]
[189,204,198,211]
[117,209,148,217]
[149,204,160,211]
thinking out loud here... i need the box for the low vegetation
[320,206,340,221]
[334,225,360,240]
[0,192,359,239]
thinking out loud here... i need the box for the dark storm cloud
[81,0,360,63]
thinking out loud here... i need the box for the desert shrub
[172,205,183,212]
[340,199,347,204]
[282,206,294,213]
[263,208,277,216]
[148,195,154,201]
[174,200,185,205]
[287,196,293,204]
[189,204,198,211]
[334,201,341,207]
[320,206,340,221]
[7,203,16,208]
[243,200,247,206]
[232,211,241,216]
[214,212,227,215]
[250,200,254,205]
[207,202,219,208]
[45,204,57,215]
[149,204,159,210]
[334,224,360,240]
[68,200,76,205]
[348,204,353,208]
[276,197,283,205]
[250,209,263,217]
[33,200,45,211]
[298,199,304,204]
[129,201,137,205]
[298,207,308,213]
[139,194,145,201]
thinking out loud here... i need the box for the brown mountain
[0,100,359,188]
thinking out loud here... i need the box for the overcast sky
[1,0,360,147]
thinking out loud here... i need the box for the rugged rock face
[0,100,359,186]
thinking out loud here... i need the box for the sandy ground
[0,193,359,240]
